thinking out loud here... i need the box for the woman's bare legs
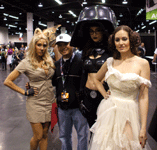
[30,122,51,150]
[39,122,51,150]
[122,120,133,150]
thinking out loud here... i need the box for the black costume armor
[84,51,108,73]
[71,5,117,127]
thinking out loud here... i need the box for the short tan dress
[16,58,55,123]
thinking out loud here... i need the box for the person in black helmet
[71,5,117,128]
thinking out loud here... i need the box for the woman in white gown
[89,25,151,150]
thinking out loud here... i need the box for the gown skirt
[89,96,151,150]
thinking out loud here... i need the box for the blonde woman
[4,28,56,150]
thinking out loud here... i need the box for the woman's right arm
[4,69,25,95]
[94,61,108,98]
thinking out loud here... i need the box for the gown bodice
[105,57,151,101]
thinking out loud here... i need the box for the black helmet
[70,5,117,48]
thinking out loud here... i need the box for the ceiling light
[136,30,139,32]
[68,10,77,17]
[4,17,7,21]
[137,8,144,16]
[38,21,47,27]
[38,3,43,7]
[3,13,19,19]
[52,11,54,13]
[83,0,87,4]
[102,0,106,3]
[81,0,87,6]
[59,14,62,18]
[0,5,4,9]
[9,24,17,28]
[66,21,70,23]
[55,0,62,5]
[141,26,146,29]
[149,20,157,25]
[122,0,128,4]
[119,13,123,17]
[3,13,9,16]
[9,15,19,19]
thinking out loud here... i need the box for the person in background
[138,42,146,58]
[19,47,25,60]
[12,47,20,70]
[0,45,7,70]
[6,45,13,71]
[4,28,56,150]
[20,44,25,51]
[152,47,157,63]
[89,25,151,150]
[52,33,89,150]
[1,52,6,71]
[70,5,117,128]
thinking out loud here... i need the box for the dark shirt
[52,52,83,109]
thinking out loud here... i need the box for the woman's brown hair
[108,25,141,59]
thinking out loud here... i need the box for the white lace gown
[89,57,152,150]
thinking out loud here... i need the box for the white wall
[9,33,27,43]
[0,27,9,45]
[0,26,27,45]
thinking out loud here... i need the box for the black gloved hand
[25,87,35,96]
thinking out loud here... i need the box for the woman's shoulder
[134,55,148,63]
[133,56,149,68]
[21,58,29,62]
[19,58,30,66]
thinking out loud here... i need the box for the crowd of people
[0,44,26,71]
[2,5,156,150]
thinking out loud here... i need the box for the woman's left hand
[139,129,147,148]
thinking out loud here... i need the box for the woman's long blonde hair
[26,28,55,69]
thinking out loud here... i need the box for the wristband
[25,91,27,96]
[25,88,35,96]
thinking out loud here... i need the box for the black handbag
[148,106,157,142]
